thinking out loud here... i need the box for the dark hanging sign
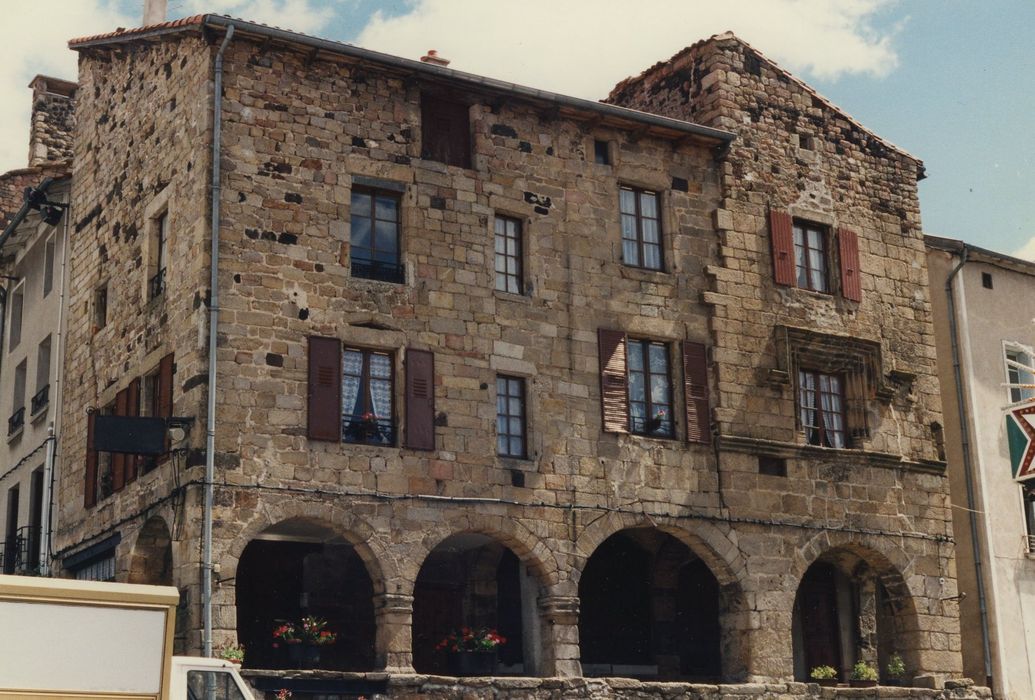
[93,415,168,455]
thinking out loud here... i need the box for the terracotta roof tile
[68,14,206,48]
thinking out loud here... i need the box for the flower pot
[451,650,496,676]
[288,643,321,669]
[812,679,838,687]
[850,679,877,688]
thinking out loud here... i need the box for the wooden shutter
[307,336,342,441]
[769,209,795,286]
[405,348,435,451]
[84,411,97,508]
[683,341,711,444]
[421,94,471,169]
[158,353,174,418]
[838,227,862,302]
[111,388,129,492]
[126,377,141,483]
[598,329,629,433]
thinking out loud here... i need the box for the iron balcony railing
[30,384,49,416]
[342,414,395,446]
[7,406,25,436]
[149,267,166,299]
[1,525,41,575]
[351,259,405,284]
[1026,534,1035,555]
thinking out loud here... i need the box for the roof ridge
[68,14,207,48]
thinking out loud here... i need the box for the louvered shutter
[598,329,629,433]
[769,209,795,286]
[84,411,97,508]
[158,353,174,418]
[683,341,711,444]
[307,336,342,441]
[838,227,862,302]
[112,388,129,492]
[405,348,435,451]
[126,377,141,483]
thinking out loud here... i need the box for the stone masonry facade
[55,18,963,692]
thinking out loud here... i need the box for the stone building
[52,15,967,695]
[0,75,75,578]
[927,236,1035,700]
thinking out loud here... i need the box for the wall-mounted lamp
[23,185,67,226]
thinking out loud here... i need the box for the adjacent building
[0,75,75,578]
[47,14,970,695]
[928,236,1035,700]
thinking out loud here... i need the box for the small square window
[350,189,404,283]
[793,221,830,292]
[494,216,523,295]
[619,186,663,271]
[982,272,994,289]
[496,375,527,458]
[342,347,395,446]
[798,369,845,448]
[758,455,787,477]
[594,140,611,165]
[627,339,673,437]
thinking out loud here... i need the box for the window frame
[619,185,664,271]
[94,284,108,331]
[350,187,404,284]
[148,211,169,300]
[8,280,24,351]
[341,346,396,447]
[797,368,847,448]
[494,215,524,295]
[42,232,56,298]
[626,338,674,438]
[792,220,831,293]
[1006,346,1035,404]
[496,375,528,459]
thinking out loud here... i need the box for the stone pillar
[856,574,878,666]
[375,592,414,672]
[520,564,543,675]
[538,594,581,677]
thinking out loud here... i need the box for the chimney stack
[143,0,167,26]
[420,50,450,67]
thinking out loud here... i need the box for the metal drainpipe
[203,22,235,659]
[945,246,993,685]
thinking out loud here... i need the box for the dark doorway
[579,528,722,680]
[793,561,844,679]
[412,533,530,675]
[236,520,376,671]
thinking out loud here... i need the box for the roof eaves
[925,235,1035,276]
[68,14,206,49]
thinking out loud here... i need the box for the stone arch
[573,514,751,682]
[127,515,174,585]
[221,497,393,592]
[791,532,924,683]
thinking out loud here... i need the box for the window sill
[497,455,536,470]
[6,427,23,443]
[619,265,671,283]
[30,404,48,424]
[494,290,532,305]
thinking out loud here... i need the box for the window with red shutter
[307,336,343,442]
[405,349,435,451]
[683,341,711,444]
[769,209,795,286]
[157,353,174,418]
[838,227,862,302]
[111,388,129,492]
[598,329,629,434]
[126,377,141,483]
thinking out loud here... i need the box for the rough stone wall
[28,77,76,167]
[606,34,960,679]
[54,28,964,685]
[55,33,213,587]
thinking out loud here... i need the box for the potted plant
[810,665,839,687]
[885,652,906,686]
[273,616,337,669]
[217,642,245,665]
[436,627,507,676]
[850,660,878,688]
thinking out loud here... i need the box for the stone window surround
[495,374,528,459]
[345,174,410,287]
[493,211,526,296]
[142,186,172,305]
[619,184,664,271]
[781,206,842,299]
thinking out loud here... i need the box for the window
[149,212,169,299]
[43,234,55,297]
[627,339,674,437]
[619,186,662,271]
[8,282,23,351]
[496,375,527,458]
[421,93,471,168]
[32,336,51,415]
[9,360,27,436]
[350,188,403,283]
[72,552,116,582]
[798,369,846,448]
[494,216,523,294]
[758,456,787,477]
[94,284,108,330]
[342,347,395,446]
[982,272,994,289]
[1006,349,1034,404]
[4,485,19,574]
[793,221,829,292]
[594,140,611,165]
[1024,486,1035,554]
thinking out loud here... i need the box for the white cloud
[177,0,334,34]
[0,2,131,174]
[1012,236,1035,262]
[353,0,902,101]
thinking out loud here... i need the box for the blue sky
[2,1,1031,256]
